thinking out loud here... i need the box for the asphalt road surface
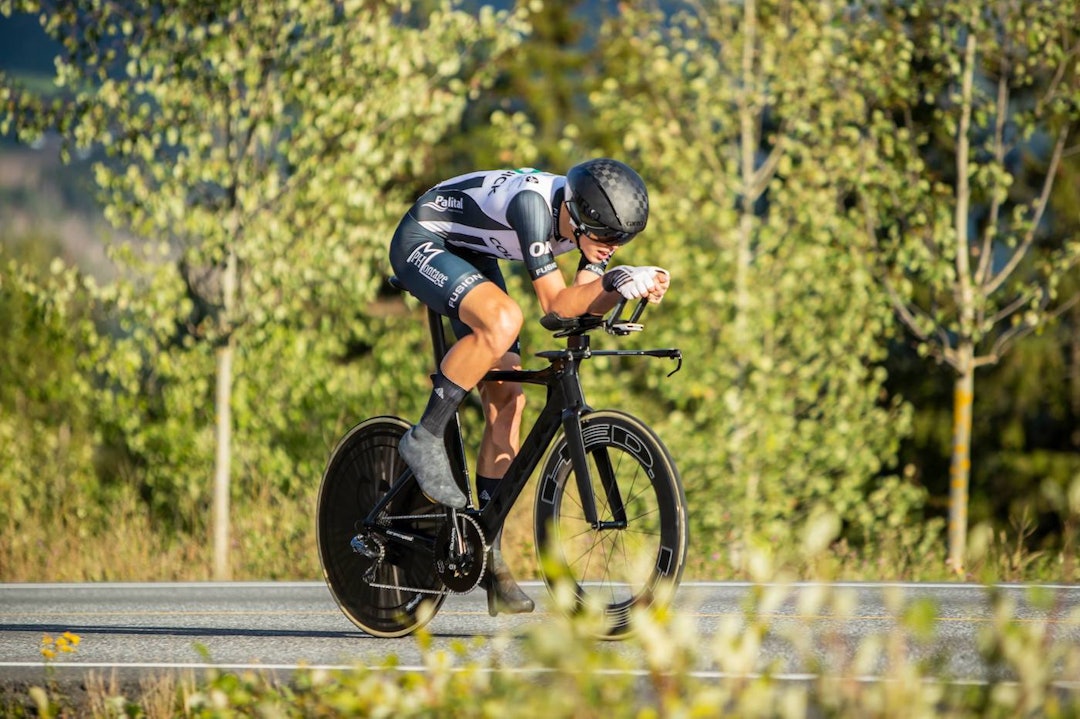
[1,581,1078,691]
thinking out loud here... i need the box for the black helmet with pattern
[565,158,648,245]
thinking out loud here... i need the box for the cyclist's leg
[441,248,525,406]
[405,287,520,507]
[442,284,523,389]
[472,351,533,614]
[389,220,522,507]
[452,254,527,480]
[443,256,532,613]
[440,262,528,499]
[475,351,525,479]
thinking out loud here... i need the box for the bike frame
[359,313,597,544]
[360,302,679,550]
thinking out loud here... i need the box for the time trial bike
[316,277,688,637]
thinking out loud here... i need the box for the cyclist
[389,158,670,615]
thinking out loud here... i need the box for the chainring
[433,514,486,593]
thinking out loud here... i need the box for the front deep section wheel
[317,416,448,637]
[534,410,688,637]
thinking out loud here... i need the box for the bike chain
[359,513,490,596]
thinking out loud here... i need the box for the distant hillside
[0,142,114,277]
[0,13,58,74]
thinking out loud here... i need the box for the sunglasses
[566,198,636,246]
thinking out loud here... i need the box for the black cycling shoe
[484,530,534,616]
[398,426,467,509]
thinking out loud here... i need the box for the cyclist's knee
[494,299,524,337]
[459,284,523,357]
[476,300,523,356]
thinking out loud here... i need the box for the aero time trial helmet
[565,158,649,245]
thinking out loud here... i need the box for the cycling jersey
[389,168,608,338]
[410,168,596,281]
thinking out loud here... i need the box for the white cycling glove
[601,265,670,300]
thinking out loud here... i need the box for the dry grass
[0,486,305,582]
[3,492,1075,584]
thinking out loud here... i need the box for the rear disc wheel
[317,416,447,637]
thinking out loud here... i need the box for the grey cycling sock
[398,424,467,508]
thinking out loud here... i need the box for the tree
[860,0,1080,572]
[577,0,922,565]
[2,0,521,578]
[430,0,596,181]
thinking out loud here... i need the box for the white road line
[0,661,1077,690]
[678,581,1080,591]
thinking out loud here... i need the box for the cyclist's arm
[505,189,628,316]
[503,190,615,317]
[532,271,621,317]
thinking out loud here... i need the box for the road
[1,581,1078,690]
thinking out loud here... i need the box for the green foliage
[864,0,1080,365]
[855,0,1080,568]
[435,0,596,177]
[0,240,102,572]
[570,0,921,560]
[2,0,524,572]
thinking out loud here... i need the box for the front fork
[557,352,626,531]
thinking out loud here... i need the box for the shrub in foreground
[12,556,1080,719]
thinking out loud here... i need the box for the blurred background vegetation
[0,0,1077,583]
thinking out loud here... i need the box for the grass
[1,475,1076,584]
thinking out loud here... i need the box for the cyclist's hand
[602,265,671,302]
[645,267,670,304]
[602,265,659,300]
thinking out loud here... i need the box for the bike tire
[534,409,688,637]
[317,416,447,637]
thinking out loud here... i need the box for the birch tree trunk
[735,0,759,555]
[948,348,975,573]
[213,248,237,581]
[945,26,978,575]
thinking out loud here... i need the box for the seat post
[387,275,449,371]
[427,307,450,369]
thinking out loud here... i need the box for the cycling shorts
[389,214,521,356]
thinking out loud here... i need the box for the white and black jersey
[411,168,583,281]
[389,167,607,335]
